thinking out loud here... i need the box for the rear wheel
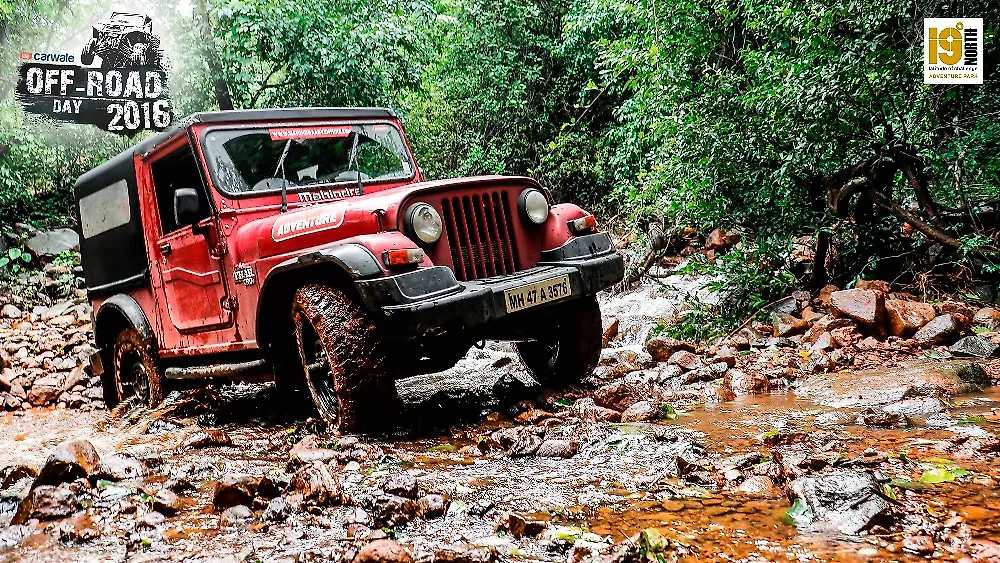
[291,284,401,433]
[110,328,163,409]
[515,296,603,387]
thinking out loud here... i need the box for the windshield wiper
[347,131,364,194]
[275,139,293,213]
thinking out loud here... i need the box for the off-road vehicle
[75,108,624,431]
[80,12,162,69]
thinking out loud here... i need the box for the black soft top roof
[75,107,397,194]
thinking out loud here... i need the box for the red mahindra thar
[75,108,624,431]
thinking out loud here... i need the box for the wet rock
[90,454,144,483]
[965,539,1000,563]
[152,489,184,516]
[182,429,232,449]
[220,504,253,526]
[713,346,737,367]
[55,512,99,543]
[789,470,893,534]
[773,314,809,337]
[287,462,341,506]
[354,539,413,563]
[163,477,196,494]
[418,493,447,518]
[884,300,936,337]
[913,315,959,346]
[433,546,495,563]
[1,304,22,319]
[667,350,703,371]
[602,316,620,347]
[535,439,580,458]
[881,397,944,416]
[1,465,38,490]
[855,407,910,428]
[496,511,547,538]
[593,380,644,412]
[385,473,418,499]
[935,300,977,324]
[902,534,934,555]
[27,381,61,407]
[11,485,78,524]
[620,401,659,422]
[830,289,884,326]
[214,474,257,510]
[683,361,729,385]
[26,228,79,257]
[289,434,339,466]
[830,325,861,348]
[263,496,289,522]
[973,307,1000,330]
[736,475,776,496]
[720,369,769,399]
[950,336,999,358]
[645,337,695,362]
[371,494,420,528]
[33,439,101,488]
[571,398,621,423]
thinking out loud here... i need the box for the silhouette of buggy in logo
[81,12,162,69]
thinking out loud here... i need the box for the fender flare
[94,293,156,350]
[255,243,382,349]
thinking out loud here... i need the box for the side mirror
[173,188,201,227]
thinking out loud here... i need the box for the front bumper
[355,233,624,339]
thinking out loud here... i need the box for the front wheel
[291,284,402,433]
[514,295,603,387]
[109,328,163,409]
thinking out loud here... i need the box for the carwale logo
[924,18,984,84]
[18,51,76,63]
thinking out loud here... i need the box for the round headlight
[405,202,443,244]
[518,188,549,225]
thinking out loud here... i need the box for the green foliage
[667,236,799,336]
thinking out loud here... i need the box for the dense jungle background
[1,0,998,334]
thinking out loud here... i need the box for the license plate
[504,274,572,313]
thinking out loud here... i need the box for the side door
[143,137,232,333]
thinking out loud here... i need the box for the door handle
[159,243,172,256]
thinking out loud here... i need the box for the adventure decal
[15,12,172,134]
[272,207,347,242]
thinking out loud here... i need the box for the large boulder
[645,337,695,362]
[830,289,884,327]
[884,300,936,338]
[789,470,893,535]
[773,313,809,337]
[704,228,741,251]
[26,228,79,258]
[33,440,101,488]
[913,315,960,346]
[720,369,769,399]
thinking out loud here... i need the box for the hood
[234,175,543,262]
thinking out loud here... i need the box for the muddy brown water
[0,365,998,562]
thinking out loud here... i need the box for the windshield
[203,123,415,196]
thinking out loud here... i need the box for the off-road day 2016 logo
[15,12,173,134]
[924,18,984,84]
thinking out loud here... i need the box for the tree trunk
[193,0,234,111]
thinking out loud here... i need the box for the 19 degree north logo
[924,18,984,84]
[15,11,173,134]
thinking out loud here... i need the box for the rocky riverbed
[2,261,1000,562]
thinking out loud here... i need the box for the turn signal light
[383,248,424,267]
[569,214,598,234]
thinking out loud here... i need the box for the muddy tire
[291,284,401,433]
[110,328,163,409]
[514,295,603,387]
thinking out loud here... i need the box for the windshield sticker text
[269,126,353,140]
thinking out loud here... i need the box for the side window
[151,144,210,235]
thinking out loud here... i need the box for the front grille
[441,192,520,281]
